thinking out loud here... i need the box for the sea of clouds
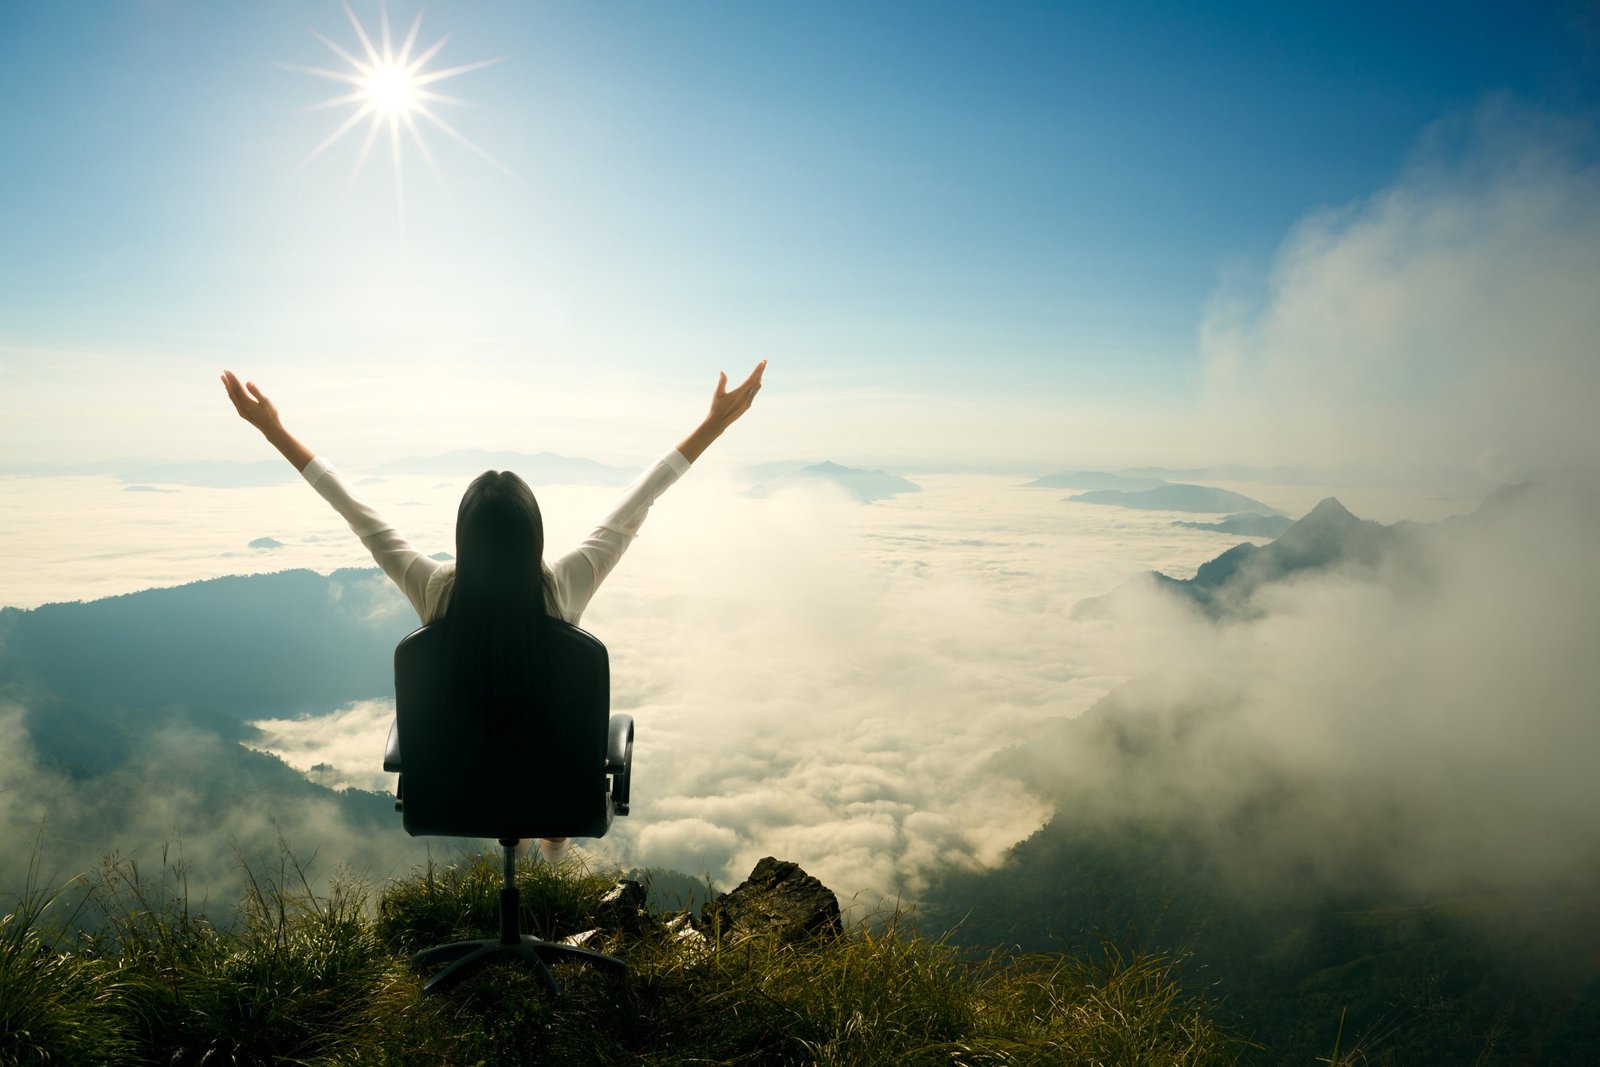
[3,101,1596,915]
[7,460,1305,906]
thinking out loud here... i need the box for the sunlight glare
[362,60,420,117]
[284,1,511,235]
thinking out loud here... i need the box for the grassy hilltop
[1,850,1241,1066]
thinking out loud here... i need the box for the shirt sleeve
[549,448,691,621]
[301,457,442,621]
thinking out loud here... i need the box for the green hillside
[1,851,1242,1065]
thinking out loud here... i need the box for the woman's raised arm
[221,370,315,472]
[220,369,440,619]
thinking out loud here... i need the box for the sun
[362,59,421,118]
[285,1,510,231]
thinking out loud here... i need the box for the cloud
[248,699,398,792]
[13,454,1215,908]
[12,429,1587,918]
[1099,103,1600,899]
[540,469,1305,902]
[1201,100,1600,488]
[192,449,1560,911]
[1041,483,1600,901]
[0,703,435,911]
[222,464,1260,906]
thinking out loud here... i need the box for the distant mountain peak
[1173,513,1295,538]
[1274,497,1376,555]
[752,461,920,503]
[1301,497,1355,522]
[1024,470,1168,491]
[1474,480,1541,516]
[1126,494,1405,620]
[1068,484,1281,516]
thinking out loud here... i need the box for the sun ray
[397,9,423,67]
[312,30,369,76]
[290,2,512,227]
[402,109,440,174]
[403,109,463,214]
[412,102,516,178]
[349,110,386,187]
[413,56,507,86]
[405,34,451,74]
[388,113,406,238]
[280,61,366,86]
[300,89,369,113]
[300,101,376,168]
[414,90,475,108]
[343,1,382,66]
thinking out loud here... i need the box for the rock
[594,879,649,937]
[701,857,842,943]
[663,912,709,956]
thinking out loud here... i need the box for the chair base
[412,935,628,995]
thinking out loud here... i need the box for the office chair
[384,619,634,994]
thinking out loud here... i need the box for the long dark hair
[444,470,554,734]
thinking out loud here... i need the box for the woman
[221,361,766,862]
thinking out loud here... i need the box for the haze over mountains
[928,478,1600,1059]
[1023,471,1168,491]
[1072,494,1400,621]
[1067,483,1281,515]
[6,477,1585,888]
[1172,513,1294,537]
[0,451,918,501]
[3,461,1595,1058]
[366,450,641,485]
[0,450,643,490]
[0,451,1318,908]
[1025,468,1284,516]
[0,458,300,488]
[750,461,921,502]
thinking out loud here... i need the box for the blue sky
[1,1,1596,470]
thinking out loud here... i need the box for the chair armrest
[607,714,634,816]
[606,714,634,773]
[383,719,402,773]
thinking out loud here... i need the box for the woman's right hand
[705,359,767,433]
[221,370,284,434]
[677,360,767,463]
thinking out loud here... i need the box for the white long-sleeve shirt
[301,449,691,624]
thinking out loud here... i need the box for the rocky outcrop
[701,857,842,943]
[593,879,649,937]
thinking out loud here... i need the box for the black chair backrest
[393,619,612,839]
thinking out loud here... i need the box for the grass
[0,846,1246,1066]
[0,871,132,1065]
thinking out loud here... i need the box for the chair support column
[500,840,520,945]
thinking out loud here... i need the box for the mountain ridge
[751,461,921,502]
[1068,483,1282,516]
